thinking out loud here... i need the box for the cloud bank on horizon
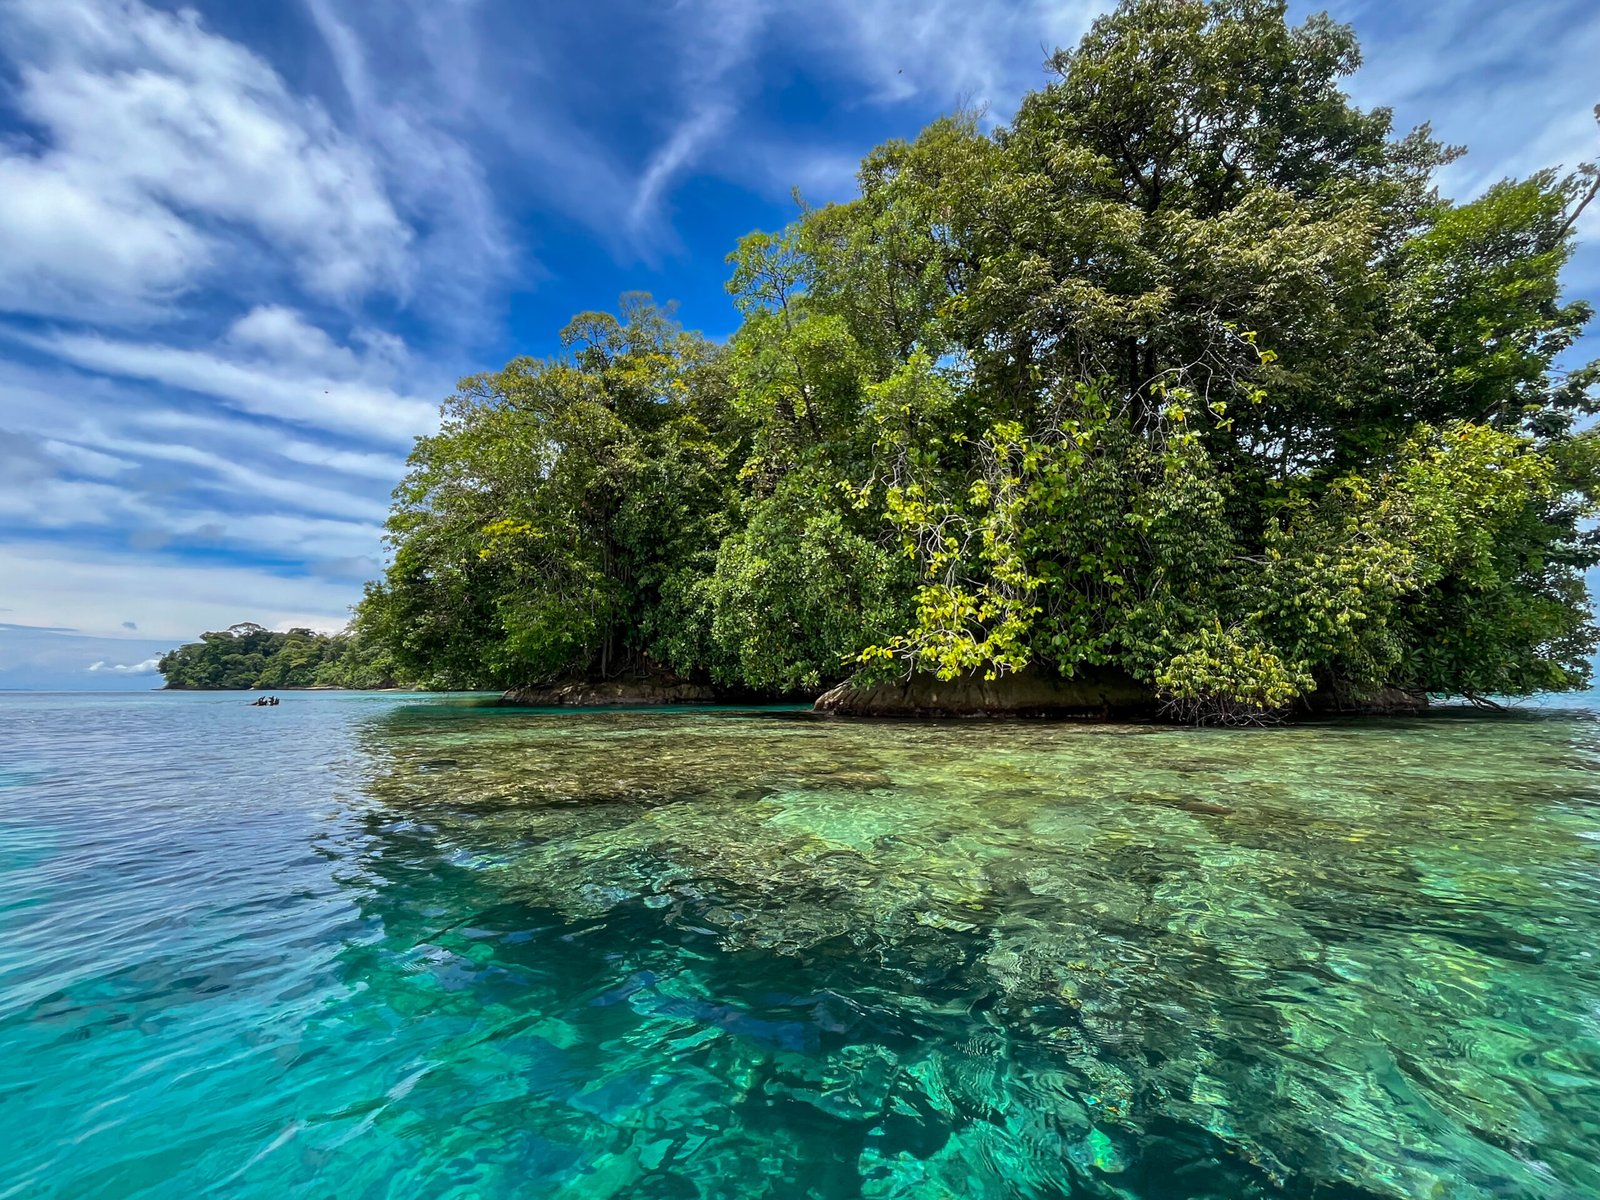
[0,0,1596,689]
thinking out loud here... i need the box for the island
[157,623,400,691]
[164,0,1600,723]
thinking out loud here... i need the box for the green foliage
[357,0,1600,721]
[1156,625,1313,725]
[707,470,911,693]
[356,297,739,689]
[157,623,401,690]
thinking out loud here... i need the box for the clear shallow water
[3,692,1600,1199]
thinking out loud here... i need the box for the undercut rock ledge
[814,669,1157,719]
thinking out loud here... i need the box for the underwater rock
[501,676,720,707]
[346,709,1600,1199]
[815,668,1156,719]
[1139,794,1235,817]
[1301,682,1429,716]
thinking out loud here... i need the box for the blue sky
[1,0,1597,690]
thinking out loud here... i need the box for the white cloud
[626,0,770,241]
[1,384,400,530]
[38,439,136,479]
[0,0,412,320]
[301,0,771,259]
[0,467,385,560]
[87,435,388,523]
[0,541,359,640]
[0,348,412,608]
[87,656,161,675]
[300,0,509,320]
[306,0,587,240]
[273,439,409,482]
[791,0,1108,114]
[226,306,354,366]
[106,405,410,482]
[0,623,175,690]
[632,104,736,236]
[18,319,440,446]
[0,156,209,323]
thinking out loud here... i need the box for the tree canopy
[157,623,401,691]
[357,0,1600,721]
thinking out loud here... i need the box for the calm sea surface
[3,691,1600,1199]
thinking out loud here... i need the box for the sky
[0,0,1597,690]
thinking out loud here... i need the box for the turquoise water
[3,692,1600,1198]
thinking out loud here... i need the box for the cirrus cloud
[0,0,414,321]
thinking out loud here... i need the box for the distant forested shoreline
[156,624,403,691]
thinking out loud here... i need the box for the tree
[156,623,403,690]
[361,297,741,689]
[361,0,1599,721]
[838,0,1599,719]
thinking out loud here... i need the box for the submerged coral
[349,706,1600,1199]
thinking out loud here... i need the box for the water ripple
[3,692,1600,1197]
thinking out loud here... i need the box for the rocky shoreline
[813,668,1157,718]
[500,677,721,707]
[499,668,1431,721]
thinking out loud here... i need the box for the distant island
[157,623,401,691]
[165,0,1600,722]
